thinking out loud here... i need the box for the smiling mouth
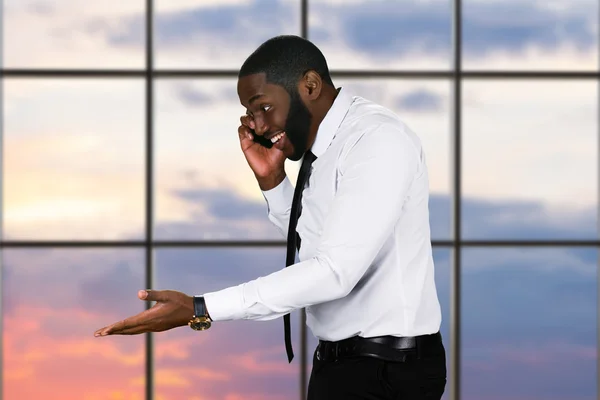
[270,131,285,144]
[265,130,283,140]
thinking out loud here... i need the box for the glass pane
[4,1,145,69]
[154,78,300,240]
[461,248,597,400]
[333,78,452,240]
[4,79,145,240]
[308,0,452,70]
[463,0,599,71]
[154,248,301,400]
[462,80,597,240]
[154,0,301,69]
[155,78,451,240]
[305,248,452,399]
[2,249,145,400]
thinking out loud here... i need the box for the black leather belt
[316,332,442,363]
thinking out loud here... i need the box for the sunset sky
[2,0,599,399]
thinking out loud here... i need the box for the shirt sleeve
[261,175,295,239]
[202,125,421,321]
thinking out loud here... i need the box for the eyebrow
[248,93,265,105]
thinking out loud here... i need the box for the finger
[95,321,123,336]
[139,289,168,303]
[102,323,151,335]
[238,126,257,152]
[95,317,143,336]
[240,114,255,130]
[94,307,157,336]
[238,125,253,141]
[95,321,122,336]
[95,318,134,336]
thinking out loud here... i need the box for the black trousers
[307,338,447,400]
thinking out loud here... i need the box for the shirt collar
[309,87,354,158]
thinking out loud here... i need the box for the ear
[297,70,322,101]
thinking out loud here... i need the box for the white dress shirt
[203,87,442,341]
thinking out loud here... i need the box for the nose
[253,115,270,136]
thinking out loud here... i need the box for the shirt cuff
[202,286,245,321]
[261,175,294,215]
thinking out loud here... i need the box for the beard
[284,89,313,161]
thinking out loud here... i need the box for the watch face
[198,321,211,330]
[189,317,211,331]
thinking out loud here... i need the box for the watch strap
[193,296,209,318]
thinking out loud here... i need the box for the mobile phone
[250,129,273,148]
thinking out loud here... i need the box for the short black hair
[238,35,334,94]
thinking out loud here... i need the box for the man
[95,35,446,399]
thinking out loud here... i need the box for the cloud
[25,1,55,16]
[149,188,597,399]
[225,346,298,376]
[173,186,268,220]
[4,79,146,240]
[3,249,145,320]
[172,83,241,108]
[460,246,596,390]
[6,0,598,70]
[3,242,305,399]
[461,197,597,239]
[174,84,213,106]
[4,309,145,400]
[462,1,597,55]
[395,88,445,112]
[151,0,298,48]
[6,76,595,241]
[78,259,147,315]
[319,0,597,61]
[159,184,595,243]
[4,194,597,399]
[459,247,596,400]
[462,340,596,400]
[129,367,230,388]
[169,77,448,115]
[84,13,145,49]
[332,2,451,57]
[4,280,302,400]
[154,178,595,244]
[5,3,597,400]
[100,0,597,63]
[4,0,145,68]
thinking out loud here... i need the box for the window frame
[0,1,599,399]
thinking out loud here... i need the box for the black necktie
[283,150,317,363]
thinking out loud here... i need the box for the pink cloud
[5,301,298,400]
[226,345,298,376]
[130,366,230,388]
[4,305,144,400]
[223,394,290,400]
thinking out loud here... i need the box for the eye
[261,104,272,112]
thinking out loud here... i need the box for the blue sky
[2,0,599,399]
[101,0,598,60]
[4,0,598,69]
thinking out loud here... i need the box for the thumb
[138,289,166,302]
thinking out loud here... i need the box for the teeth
[271,132,285,143]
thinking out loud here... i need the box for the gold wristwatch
[188,295,212,331]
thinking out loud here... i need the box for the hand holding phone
[237,115,286,186]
